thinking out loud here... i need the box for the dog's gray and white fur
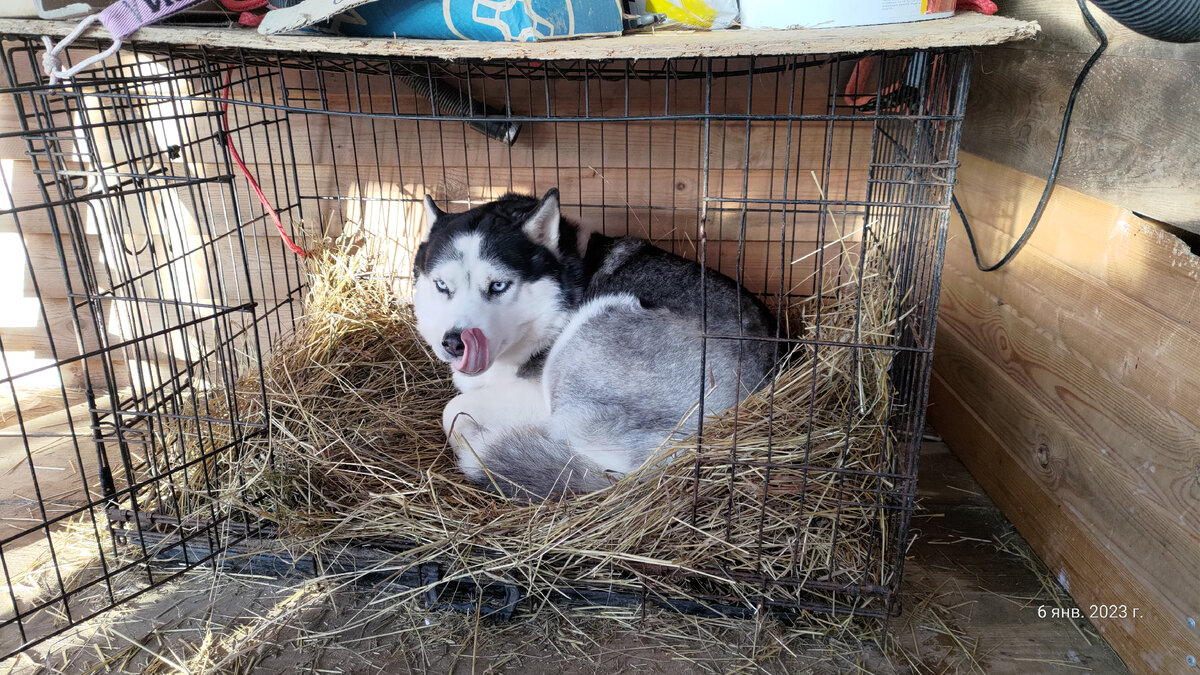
[413,189,777,499]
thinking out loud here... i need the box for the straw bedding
[160,232,903,634]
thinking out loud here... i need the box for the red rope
[221,68,305,257]
[216,0,270,27]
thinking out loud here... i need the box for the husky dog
[413,189,777,499]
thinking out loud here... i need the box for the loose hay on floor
[131,231,908,640]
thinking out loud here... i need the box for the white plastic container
[739,0,955,30]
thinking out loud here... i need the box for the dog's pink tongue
[456,328,489,375]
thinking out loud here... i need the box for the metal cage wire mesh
[0,35,970,659]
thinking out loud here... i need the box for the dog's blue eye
[489,280,510,294]
[434,279,448,292]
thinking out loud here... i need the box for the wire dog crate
[0,31,970,659]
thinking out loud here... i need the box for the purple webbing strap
[42,0,205,84]
[99,0,206,39]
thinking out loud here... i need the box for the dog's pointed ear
[523,188,560,253]
[421,195,444,241]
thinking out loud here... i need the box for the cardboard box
[739,0,955,30]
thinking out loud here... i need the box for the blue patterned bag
[317,0,623,41]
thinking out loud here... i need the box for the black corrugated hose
[955,0,1199,272]
[1091,0,1200,42]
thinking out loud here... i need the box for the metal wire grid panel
[0,36,970,658]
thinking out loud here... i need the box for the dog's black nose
[442,329,465,358]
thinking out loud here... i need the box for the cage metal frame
[0,33,970,660]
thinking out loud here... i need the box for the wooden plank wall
[285,61,869,303]
[931,3,1200,670]
[960,0,1200,232]
[931,152,1200,673]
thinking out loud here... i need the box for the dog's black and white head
[413,189,582,377]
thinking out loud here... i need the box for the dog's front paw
[442,398,488,478]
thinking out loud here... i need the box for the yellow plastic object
[645,0,719,29]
